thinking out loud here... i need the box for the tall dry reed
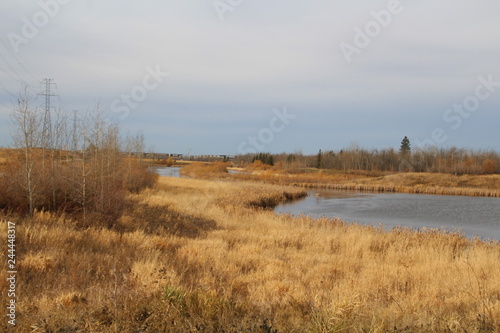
[230,171,500,197]
[1,177,499,332]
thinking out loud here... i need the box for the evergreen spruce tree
[269,155,274,166]
[253,153,274,166]
[400,136,411,154]
[316,149,323,169]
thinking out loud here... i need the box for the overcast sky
[1,0,499,155]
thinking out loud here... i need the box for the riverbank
[5,177,499,332]
[229,171,500,197]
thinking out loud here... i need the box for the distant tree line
[0,85,157,223]
[252,153,274,166]
[236,143,499,175]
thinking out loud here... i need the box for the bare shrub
[483,159,498,174]
[124,160,159,193]
[2,85,157,224]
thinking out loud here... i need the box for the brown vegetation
[0,148,8,166]
[180,162,230,178]
[2,177,499,332]
[228,170,500,197]
[319,172,500,197]
[0,86,157,221]
[237,145,500,175]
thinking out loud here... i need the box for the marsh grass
[1,177,499,332]
[0,148,8,166]
[230,171,500,197]
[180,162,230,179]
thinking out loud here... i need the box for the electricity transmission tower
[39,78,58,149]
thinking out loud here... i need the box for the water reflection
[276,189,500,241]
[151,166,181,178]
[152,166,243,178]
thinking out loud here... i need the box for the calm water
[275,190,500,241]
[153,166,242,178]
[153,166,181,178]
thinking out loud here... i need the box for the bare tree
[5,84,156,220]
[10,84,42,216]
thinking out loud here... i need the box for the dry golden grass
[1,177,499,332]
[233,168,371,183]
[0,148,8,166]
[180,161,230,178]
[230,170,500,197]
[323,172,500,197]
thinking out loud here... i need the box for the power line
[0,38,40,84]
[38,78,58,149]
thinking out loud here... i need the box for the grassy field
[229,169,500,197]
[0,148,8,167]
[328,172,500,196]
[2,176,499,332]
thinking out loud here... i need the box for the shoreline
[225,171,500,198]
[152,164,500,197]
[290,182,500,197]
[273,187,500,244]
